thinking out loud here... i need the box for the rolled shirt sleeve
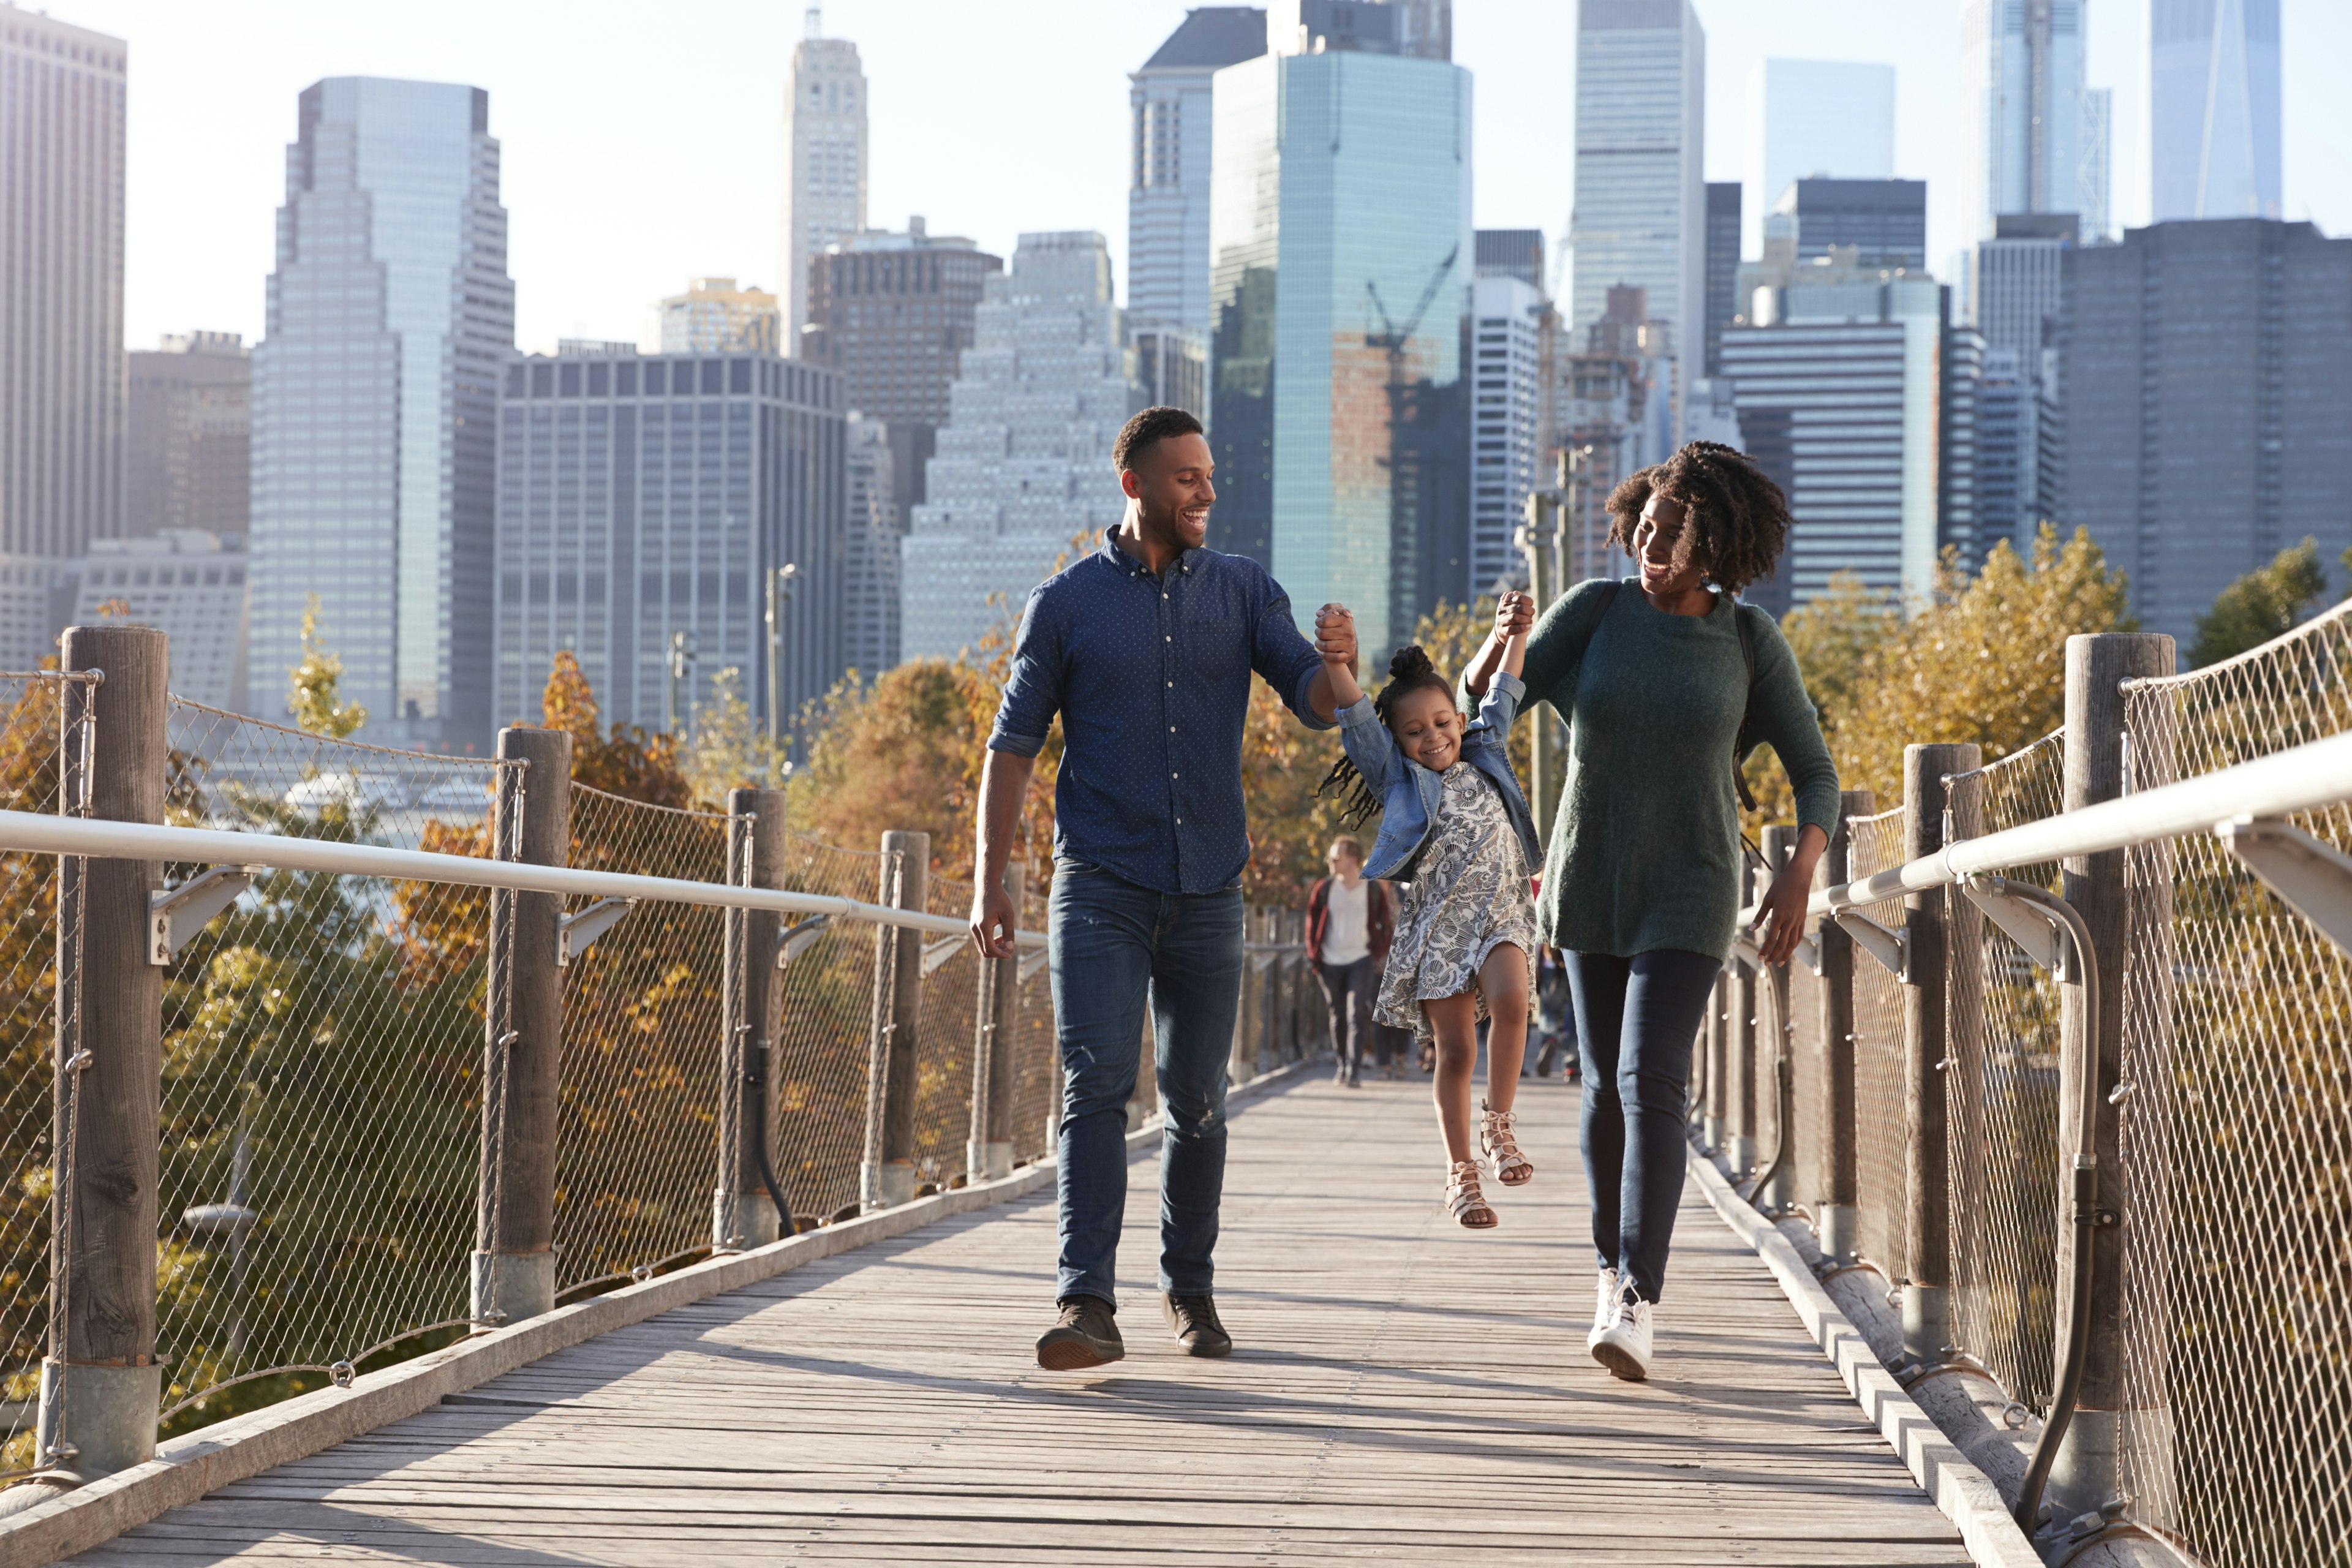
[986,585,1062,757]
[1251,580,1336,731]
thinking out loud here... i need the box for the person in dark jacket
[1307,835,1393,1087]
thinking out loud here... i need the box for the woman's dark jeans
[1565,948,1722,1303]
[1314,956,1375,1081]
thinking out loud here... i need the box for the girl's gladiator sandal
[1445,1160,1498,1229]
[1479,1098,1534,1186]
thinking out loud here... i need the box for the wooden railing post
[40,625,168,1479]
[967,863,1022,1184]
[1899,742,1977,1368]
[1814,788,1874,1265]
[1702,978,1727,1153]
[861,831,927,1210]
[473,725,570,1327]
[2049,631,2172,1518]
[1758,825,1798,1211]
[1725,857,1760,1178]
[716,787,786,1250]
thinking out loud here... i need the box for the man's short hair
[1327,835,1365,861]
[1112,405,1205,474]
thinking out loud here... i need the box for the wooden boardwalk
[70,1072,1969,1566]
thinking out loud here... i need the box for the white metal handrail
[1805,728,2352,917]
[0,809,1047,950]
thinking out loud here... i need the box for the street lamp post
[665,630,698,738]
[764,563,797,764]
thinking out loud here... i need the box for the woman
[1468,441,1837,1381]
[1307,835,1393,1088]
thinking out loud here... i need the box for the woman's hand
[1749,824,1830,967]
[1494,590,1534,641]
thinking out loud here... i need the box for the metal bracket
[1018,946,1051,984]
[557,897,636,968]
[1834,910,1910,982]
[920,935,964,976]
[1960,875,2071,978]
[149,865,260,964]
[2218,815,2352,959]
[776,913,831,969]
[1795,930,1822,974]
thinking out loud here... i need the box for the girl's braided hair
[1604,440,1790,596]
[1314,644,1453,830]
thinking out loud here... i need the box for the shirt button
[1172,772,1179,779]
[1169,726,1175,733]
[1164,635,1171,642]
[1166,681,1172,688]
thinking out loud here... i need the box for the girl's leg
[1616,949,1725,1303]
[1421,993,1480,1164]
[1562,952,1633,1275]
[1477,943,1532,1115]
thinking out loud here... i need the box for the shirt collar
[1100,525,1194,579]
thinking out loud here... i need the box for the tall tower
[1128,8,1267,347]
[1568,0,1704,437]
[1967,0,2095,236]
[783,7,868,354]
[251,78,513,749]
[1744,58,1894,259]
[0,4,126,668]
[2151,0,2282,222]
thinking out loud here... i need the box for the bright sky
[61,0,2352,355]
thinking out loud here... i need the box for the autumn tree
[683,666,785,803]
[287,594,366,739]
[2188,538,2338,668]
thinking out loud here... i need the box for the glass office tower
[1209,43,1473,659]
[252,78,513,750]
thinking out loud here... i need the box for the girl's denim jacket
[1336,670,1544,883]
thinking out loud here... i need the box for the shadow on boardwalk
[68,1074,1969,1566]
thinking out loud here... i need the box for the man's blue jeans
[1049,858,1244,1305]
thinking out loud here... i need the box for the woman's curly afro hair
[1604,440,1790,597]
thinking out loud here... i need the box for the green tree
[2188,538,2334,668]
[683,666,785,803]
[286,595,367,739]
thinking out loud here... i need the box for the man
[1307,835,1391,1088]
[970,405,1357,1370]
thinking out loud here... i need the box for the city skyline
[69,0,2352,359]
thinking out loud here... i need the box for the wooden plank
[68,1074,1970,1565]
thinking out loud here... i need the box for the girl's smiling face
[1388,685,1464,772]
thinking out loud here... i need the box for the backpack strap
[1732,601,1759,812]
[1578,580,1621,658]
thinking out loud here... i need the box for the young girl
[1316,595,1544,1228]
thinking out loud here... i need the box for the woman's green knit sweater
[1522,579,1841,962]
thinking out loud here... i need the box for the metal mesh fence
[152,701,501,1436]
[1847,809,1911,1287]
[1943,731,2067,1416]
[772,831,882,1228]
[1010,877,1057,1166]
[2110,601,2352,1567]
[1787,919,1829,1216]
[0,674,83,1476]
[911,870,979,1191]
[552,786,734,1297]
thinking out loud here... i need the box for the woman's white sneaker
[1591,1284,1654,1381]
[1585,1267,1622,1351]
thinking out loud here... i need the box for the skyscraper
[900,233,1142,662]
[1569,0,1703,438]
[656,278,780,356]
[491,349,845,737]
[1721,268,1944,605]
[783,9,867,352]
[1475,229,1546,292]
[0,4,126,668]
[1210,4,1472,657]
[252,78,513,749]
[1774,179,1928,270]
[1744,58,1894,260]
[2079,86,2113,241]
[840,413,897,677]
[2060,219,2351,649]
[1973,213,2076,364]
[1129,7,1267,349]
[1966,0,2098,237]
[1702,184,1741,378]
[127,333,249,539]
[1469,273,1544,597]
[2151,0,2282,222]
[804,221,1001,672]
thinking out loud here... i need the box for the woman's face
[1632,491,1708,597]
[1388,685,1464,772]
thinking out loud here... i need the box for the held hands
[1314,603,1358,669]
[1494,590,1535,642]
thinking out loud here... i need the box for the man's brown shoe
[1036,1295,1124,1370]
[1163,1293,1234,1357]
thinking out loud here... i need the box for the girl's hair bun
[1387,644,1435,682]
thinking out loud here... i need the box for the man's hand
[1315,603,1357,669]
[1494,590,1534,639]
[970,878,1019,960]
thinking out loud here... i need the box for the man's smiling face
[1126,431,1216,551]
